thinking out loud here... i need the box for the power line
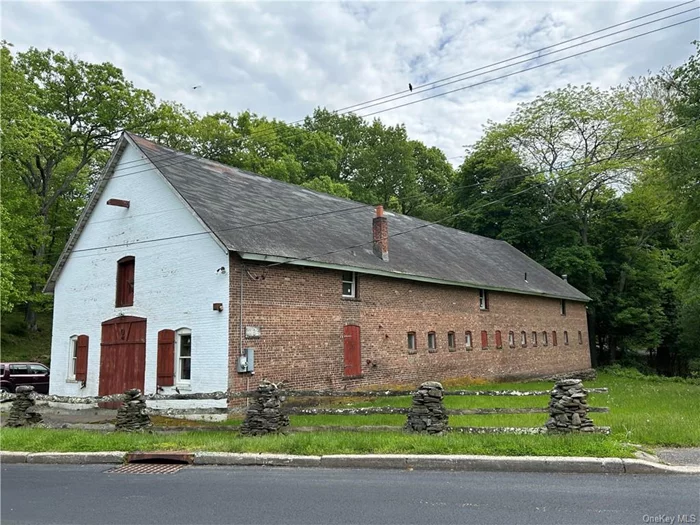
[103,4,698,178]
[262,130,700,268]
[333,0,697,114]
[65,123,696,261]
[358,17,699,119]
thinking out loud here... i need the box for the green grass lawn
[0,428,633,457]
[1,370,697,456]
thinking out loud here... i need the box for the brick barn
[46,132,591,410]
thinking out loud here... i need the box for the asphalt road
[2,464,699,525]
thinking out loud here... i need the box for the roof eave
[237,252,591,302]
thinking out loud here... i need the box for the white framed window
[479,289,489,310]
[465,331,472,349]
[521,331,527,347]
[532,331,538,346]
[176,328,192,384]
[68,335,78,380]
[342,271,356,298]
[508,331,515,347]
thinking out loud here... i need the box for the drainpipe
[240,264,248,406]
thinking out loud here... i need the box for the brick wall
[228,255,591,394]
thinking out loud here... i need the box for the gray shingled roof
[123,134,588,301]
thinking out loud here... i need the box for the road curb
[2,451,699,473]
[194,452,321,467]
[25,452,126,464]
[1,451,29,463]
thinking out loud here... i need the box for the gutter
[238,252,591,303]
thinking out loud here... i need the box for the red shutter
[481,330,488,349]
[157,329,176,386]
[75,335,89,382]
[343,325,361,377]
[552,331,558,346]
[495,330,502,349]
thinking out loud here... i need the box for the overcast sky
[2,1,698,161]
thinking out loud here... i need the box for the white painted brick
[50,143,229,407]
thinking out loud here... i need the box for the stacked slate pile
[545,379,594,433]
[404,381,449,434]
[115,389,152,431]
[6,385,43,427]
[240,381,289,436]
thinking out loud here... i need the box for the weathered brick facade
[227,255,591,394]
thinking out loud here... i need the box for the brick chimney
[372,205,389,262]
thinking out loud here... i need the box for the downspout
[240,263,248,406]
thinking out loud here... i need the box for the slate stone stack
[6,385,43,427]
[545,379,594,433]
[115,389,152,431]
[404,381,449,434]
[240,381,290,436]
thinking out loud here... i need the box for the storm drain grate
[106,463,185,475]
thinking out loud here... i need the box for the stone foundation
[404,381,449,434]
[6,386,43,427]
[545,379,594,433]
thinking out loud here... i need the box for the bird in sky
[408,83,413,92]
[192,85,202,90]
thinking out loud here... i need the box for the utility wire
[359,17,699,118]
[66,124,696,260]
[104,5,698,178]
[333,0,697,113]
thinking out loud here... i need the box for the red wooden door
[99,316,147,404]
[343,325,361,377]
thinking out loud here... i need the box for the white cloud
[2,0,697,163]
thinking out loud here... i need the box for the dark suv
[0,362,50,394]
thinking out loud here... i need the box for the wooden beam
[106,198,130,208]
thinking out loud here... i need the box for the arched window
[448,331,456,351]
[465,331,473,349]
[116,256,135,307]
[521,331,527,347]
[508,331,515,348]
[564,331,569,345]
[542,331,548,346]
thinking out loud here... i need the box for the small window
[69,335,78,380]
[561,299,567,316]
[479,289,489,310]
[116,256,135,307]
[448,331,456,350]
[341,271,356,298]
[407,332,416,351]
[532,331,538,347]
[552,331,558,346]
[176,329,192,384]
[481,330,488,349]
[465,331,473,349]
[521,331,527,347]
[578,331,583,345]
[495,330,503,349]
[508,331,515,348]
[427,332,437,351]
[564,331,569,345]
[542,331,548,346]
